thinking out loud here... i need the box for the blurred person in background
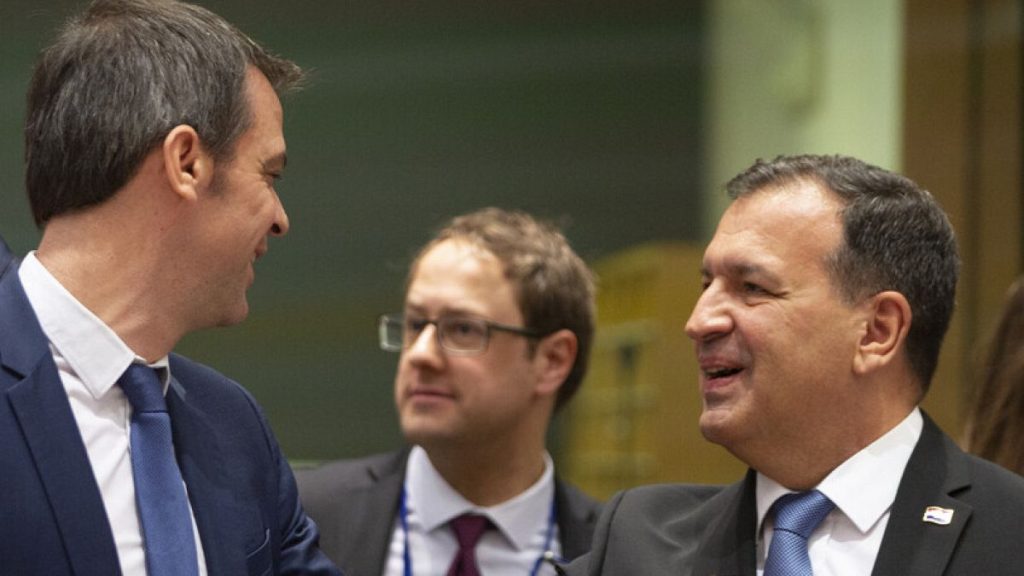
[298,207,601,575]
[964,275,1024,475]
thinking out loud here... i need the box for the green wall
[0,0,704,460]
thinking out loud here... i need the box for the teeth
[707,367,740,378]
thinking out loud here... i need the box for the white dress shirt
[755,408,924,576]
[19,253,207,576]
[383,445,562,576]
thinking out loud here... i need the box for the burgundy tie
[446,514,491,576]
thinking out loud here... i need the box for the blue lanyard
[399,486,560,576]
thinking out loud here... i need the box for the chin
[222,297,251,326]
[401,416,453,446]
[698,411,736,448]
[213,308,249,328]
[196,306,248,330]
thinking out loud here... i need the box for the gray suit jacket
[568,413,1024,575]
[297,448,602,575]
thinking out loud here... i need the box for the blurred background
[0,0,1019,499]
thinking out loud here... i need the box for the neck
[36,214,182,362]
[424,442,547,507]
[747,398,917,490]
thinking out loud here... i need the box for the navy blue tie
[119,364,200,576]
[764,490,834,576]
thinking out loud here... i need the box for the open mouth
[705,367,742,379]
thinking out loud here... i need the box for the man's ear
[854,290,911,375]
[162,125,213,201]
[533,329,578,398]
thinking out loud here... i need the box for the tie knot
[449,514,491,550]
[118,363,167,414]
[772,490,834,539]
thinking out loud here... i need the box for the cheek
[733,312,783,359]
[800,311,858,364]
[221,179,275,221]
[253,193,279,222]
[393,361,410,394]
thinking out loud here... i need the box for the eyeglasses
[378,313,544,355]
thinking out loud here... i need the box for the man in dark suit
[298,208,601,575]
[569,155,1024,575]
[0,1,339,575]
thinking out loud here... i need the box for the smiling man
[568,154,1024,575]
[0,1,339,575]
[298,208,601,575]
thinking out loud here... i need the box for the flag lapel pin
[922,506,954,525]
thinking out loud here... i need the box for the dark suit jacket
[297,448,602,575]
[0,254,340,576]
[569,413,1024,575]
[0,235,13,278]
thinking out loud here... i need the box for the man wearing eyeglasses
[298,207,601,575]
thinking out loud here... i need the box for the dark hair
[726,154,960,392]
[964,276,1024,474]
[410,208,597,411]
[25,0,304,227]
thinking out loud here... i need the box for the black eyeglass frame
[378,313,547,355]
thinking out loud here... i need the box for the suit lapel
[343,451,407,576]
[1,271,121,576]
[872,414,971,576]
[554,479,599,560]
[692,471,758,576]
[167,379,264,576]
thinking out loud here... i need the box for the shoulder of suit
[168,353,254,401]
[295,449,408,493]
[921,413,1024,504]
[611,482,730,518]
[168,353,267,413]
[555,477,604,515]
[959,451,1024,501]
[169,353,235,387]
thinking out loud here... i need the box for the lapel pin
[922,506,954,525]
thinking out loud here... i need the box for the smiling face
[684,182,870,470]
[394,239,547,453]
[189,67,289,328]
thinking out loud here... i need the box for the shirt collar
[756,407,923,535]
[18,252,171,397]
[405,445,556,551]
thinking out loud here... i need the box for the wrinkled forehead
[725,181,843,231]
[708,182,844,268]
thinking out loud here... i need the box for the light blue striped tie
[119,364,200,576]
[764,490,834,576]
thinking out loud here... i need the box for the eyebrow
[702,260,780,284]
[404,302,480,318]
